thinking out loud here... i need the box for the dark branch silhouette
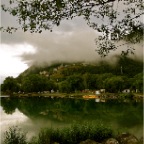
[1,0,143,56]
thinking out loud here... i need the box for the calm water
[0,96,143,142]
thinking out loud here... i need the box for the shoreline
[1,92,143,102]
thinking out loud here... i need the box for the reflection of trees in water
[117,103,143,127]
[1,98,18,114]
[1,97,143,128]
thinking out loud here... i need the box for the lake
[0,96,143,143]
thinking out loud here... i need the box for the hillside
[2,56,143,94]
[19,56,143,78]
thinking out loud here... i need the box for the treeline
[1,72,143,94]
[1,57,143,94]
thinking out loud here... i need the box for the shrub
[3,123,114,144]
[119,93,134,100]
[3,126,27,144]
[37,122,113,144]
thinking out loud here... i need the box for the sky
[0,0,143,84]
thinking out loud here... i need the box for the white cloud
[0,44,36,81]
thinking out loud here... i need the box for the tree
[95,73,113,89]
[46,80,57,91]
[82,73,91,89]
[1,0,143,56]
[21,74,48,92]
[1,76,19,93]
[104,76,124,93]
[132,72,143,92]
[59,80,71,93]
[67,74,84,92]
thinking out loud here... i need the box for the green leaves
[104,76,125,93]
[95,38,117,57]
[1,77,20,93]
[21,74,48,92]
[4,126,27,144]
[37,122,113,144]
[1,0,142,34]
[56,0,64,8]
[11,9,17,16]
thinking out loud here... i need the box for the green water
[1,96,143,140]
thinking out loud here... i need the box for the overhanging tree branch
[1,0,144,56]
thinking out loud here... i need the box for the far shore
[1,92,94,98]
[1,92,143,101]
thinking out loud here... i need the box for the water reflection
[0,107,28,126]
[0,106,28,142]
[0,106,55,142]
[0,96,143,140]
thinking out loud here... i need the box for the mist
[20,32,143,67]
[1,5,143,68]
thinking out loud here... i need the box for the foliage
[67,74,84,92]
[94,73,114,89]
[1,0,143,56]
[2,57,143,93]
[37,122,113,144]
[118,93,134,100]
[3,126,27,144]
[1,76,20,93]
[132,72,143,92]
[21,74,51,92]
[59,80,71,93]
[46,80,57,91]
[117,56,143,77]
[104,76,125,93]
[3,123,113,144]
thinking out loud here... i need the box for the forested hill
[19,56,143,78]
[2,56,143,93]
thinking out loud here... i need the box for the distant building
[95,98,100,102]
[53,68,58,72]
[39,71,49,76]
[95,90,100,95]
[122,89,130,93]
[100,89,105,93]
[39,71,47,75]
[51,89,54,93]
